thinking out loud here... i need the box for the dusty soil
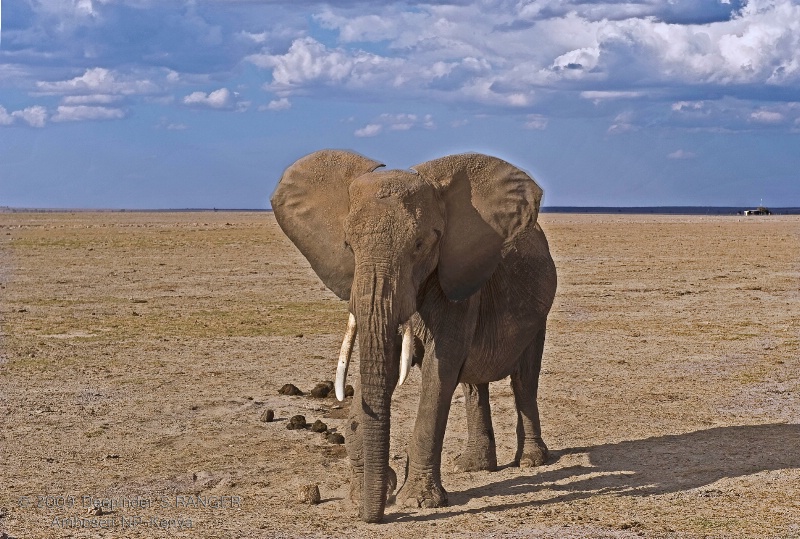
[0,211,798,539]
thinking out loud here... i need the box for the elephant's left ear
[412,153,542,301]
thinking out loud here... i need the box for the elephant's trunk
[353,266,400,523]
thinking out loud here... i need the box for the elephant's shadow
[392,423,800,521]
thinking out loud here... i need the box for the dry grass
[1,211,798,538]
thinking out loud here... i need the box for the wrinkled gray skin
[271,150,557,523]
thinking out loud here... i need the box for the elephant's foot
[515,438,548,468]
[348,467,398,507]
[396,472,448,509]
[453,444,497,472]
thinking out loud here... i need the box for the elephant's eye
[415,239,424,251]
[344,240,352,252]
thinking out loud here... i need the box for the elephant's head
[271,150,542,522]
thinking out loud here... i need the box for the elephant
[271,150,557,523]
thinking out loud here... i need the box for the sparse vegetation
[1,212,798,538]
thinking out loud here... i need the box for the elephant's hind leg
[453,383,497,472]
[511,326,549,468]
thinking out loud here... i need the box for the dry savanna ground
[0,211,798,539]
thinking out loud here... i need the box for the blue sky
[1,0,799,209]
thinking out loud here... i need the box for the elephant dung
[310,419,328,433]
[326,433,345,444]
[344,385,355,397]
[278,384,304,396]
[286,415,307,430]
[297,484,321,505]
[260,409,275,422]
[310,382,331,398]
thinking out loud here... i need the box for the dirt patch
[0,212,798,538]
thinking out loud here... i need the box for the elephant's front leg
[396,353,461,509]
[453,383,497,472]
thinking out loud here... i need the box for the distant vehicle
[742,206,771,216]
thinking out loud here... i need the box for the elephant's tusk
[335,313,357,401]
[399,322,413,386]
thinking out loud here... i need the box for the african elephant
[271,150,557,523]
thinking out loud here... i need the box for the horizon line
[3,205,800,215]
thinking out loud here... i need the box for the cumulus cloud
[242,0,800,123]
[51,106,125,122]
[6,0,800,132]
[585,0,800,86]
[314,9,403,43]
[12,106,48,128]
[183,88,233,109]
[0,107,14,126]
[263,98,291,111]
[1,105,48,127]
[249,37,403,92]
[37,68,158,96]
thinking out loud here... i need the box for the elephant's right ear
[271,150,384,300]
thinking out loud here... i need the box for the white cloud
[51,106,125,122]
[552,47,600,73]
[354,124,382,137]
[0,107,14,126]
[668,149,697,159]
[749,110,785,124]
[588,0,800,86]
[12,106,48,128]
[672,101,705,112]
[264,98,291,111]
[244,0,800,117]
[8,0,800,134]
[183,88,233,109]
[1,105,48,127]
[314,10,401,43]
[37,68,158,96]
[250,37,403,91]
